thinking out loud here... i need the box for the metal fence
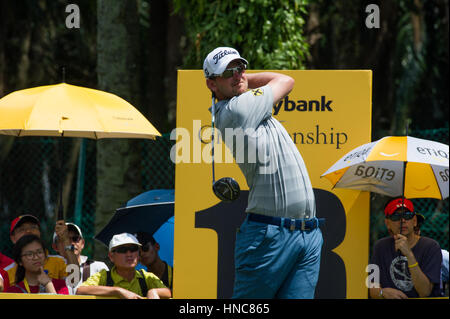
[0,134,175,259]
[1,128,448,263]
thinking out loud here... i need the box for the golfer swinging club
[204,47,324,299]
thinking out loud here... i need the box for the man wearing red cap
[369,197,442,299]
[5,214,78,287]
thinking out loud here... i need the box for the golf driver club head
[212,177,241,202]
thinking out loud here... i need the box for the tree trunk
[96,0,142,260]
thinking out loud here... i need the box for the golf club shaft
[211,93,216,184]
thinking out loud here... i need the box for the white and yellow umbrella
[321,136,449,199]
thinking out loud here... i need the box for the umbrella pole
[74,139,86,226]
[398,123,409,257]
[397,161,407,259]
[397,124,410,258]
[399,124,409,237]
[57,66,66,221]
[57,136,64,220]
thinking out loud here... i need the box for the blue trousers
[232,215,323,299]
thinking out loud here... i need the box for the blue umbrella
[95,189,174,265]
[152,216,174,266]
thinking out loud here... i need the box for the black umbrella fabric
[95,189,174,246]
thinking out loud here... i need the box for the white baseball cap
[108,233,142,252]
[52,222,83,243]
[203,47,248,78]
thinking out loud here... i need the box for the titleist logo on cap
[213,49,239,65]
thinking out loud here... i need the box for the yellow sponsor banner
[173,70,372,298]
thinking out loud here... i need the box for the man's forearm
[148,288,172,299]
[246,72,276,89]
[247,72,287,89]
[77,285,120,297]
[55,220,79,266]
[65,251,79,266]
[246,72,294,104]
[407,255,433,297]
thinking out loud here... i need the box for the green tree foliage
[307,0,448,137]
[174,0,310,69]
[408,0,449,131]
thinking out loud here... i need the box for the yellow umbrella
[0,83,161,139]
[321,136,449,200]
[0,82,162,219]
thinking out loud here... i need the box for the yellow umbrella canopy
[0,83,161,139]
[321,136,449,199]
[0,82,162,220]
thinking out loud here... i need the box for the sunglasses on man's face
[388,211,415,222]
[215,64,246,79]
[112,245,139,254]
[70,235,82,243]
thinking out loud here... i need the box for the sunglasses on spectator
[55,235,82,243]
[112,245,139,254]
[213,64,246,79]
[388,211,415,222]
[70,235,82,243]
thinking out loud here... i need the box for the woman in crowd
[6,234,68,294]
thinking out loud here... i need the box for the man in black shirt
[369,197,442,299]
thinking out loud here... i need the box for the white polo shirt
[66,255,109,295]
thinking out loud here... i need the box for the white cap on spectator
[109,233,141,251]
[53,222,83,243]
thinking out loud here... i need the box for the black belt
[248,213,325,231]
